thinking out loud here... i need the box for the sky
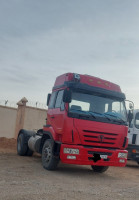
[0,0,139,108]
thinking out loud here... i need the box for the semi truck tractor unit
[17,73,128,173]
[127,109,139,164]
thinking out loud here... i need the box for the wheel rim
[43,145,51,163]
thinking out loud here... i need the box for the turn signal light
[132,149,136,153]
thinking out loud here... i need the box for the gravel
[0,147,139,200]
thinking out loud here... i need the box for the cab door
[129,111,139,145]
[133,112,139,145]
[47,91,57,126]
[50,90,65,136]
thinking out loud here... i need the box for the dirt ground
[0,138,139,200]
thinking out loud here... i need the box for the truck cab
[17,73,128,172]
[45,73,128,169]
[127,109,139,164]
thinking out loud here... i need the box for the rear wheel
[17,133,28,156]
[26,148,33,156]
[91,165,109,173]
[17,132,33,156]
[42,139,59,170]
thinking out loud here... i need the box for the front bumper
[60,144,128,167]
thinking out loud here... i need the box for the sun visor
[65,82,126,100]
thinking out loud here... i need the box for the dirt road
[0,140,139,200]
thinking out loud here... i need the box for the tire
[26,148,33,156]
[42,139,59,170]
[91,165,109,173]
[17,132,33,156]
[17,133,28,156]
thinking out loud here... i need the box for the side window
[48,92,57,109]
[55,90,64,110]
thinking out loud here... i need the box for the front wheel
[42,139,59,170]
[91,165,109,173]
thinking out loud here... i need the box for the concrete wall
[24,106,47,131]
[0,98,47,139]
[0,105,17,138]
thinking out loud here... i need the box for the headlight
[64,148,79,155]
[118,152,127,158]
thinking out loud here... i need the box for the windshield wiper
[104,113,126,123]
[87,111,97,119]
[91,112,111,121]
[70,109,96,119]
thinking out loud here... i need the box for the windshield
[69,91,127,124]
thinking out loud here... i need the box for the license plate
[100,155,108,159]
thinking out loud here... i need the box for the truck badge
[98,135,105,143]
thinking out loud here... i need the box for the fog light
[64,148,79,155]
[118,152,127,158]
[67,155,76,160]
[119,159,125,163]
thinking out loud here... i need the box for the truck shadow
[126,160,139,169]
[126,164,139,169]
[31,154,131,179]
[31,155,121,179]
[52,163,117,180]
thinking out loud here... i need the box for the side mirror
[63,89,72,103]
[47,93,51,106]
[125,100,134,110]
[129,103,133,110]
[128,110,133,127]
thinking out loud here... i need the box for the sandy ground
[0,138,139,200]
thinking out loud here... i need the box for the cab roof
[53,73,122,93]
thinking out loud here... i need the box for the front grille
[83,129,118,147]
[84,145,118,150]
[84,140,114,145]
[83,130,118,136]
[84,135,116,140]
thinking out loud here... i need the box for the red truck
[17,73,128,173]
